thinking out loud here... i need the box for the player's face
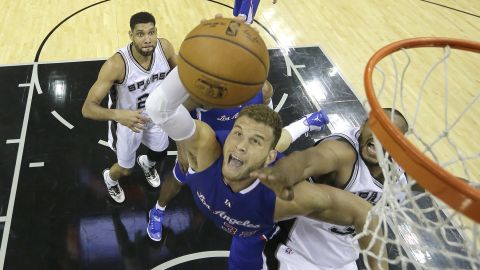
[359,117,407,166]
[359,121,379,166]
[130,23,157,57]
[222,116,277,181]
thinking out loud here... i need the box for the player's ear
[129,30,133,41]
[265,149,277,166]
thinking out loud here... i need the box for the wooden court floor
[0,0,479,269]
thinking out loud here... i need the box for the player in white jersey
[255,108,408,270]
[82,12,176,203]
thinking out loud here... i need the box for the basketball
[178,17,269,107]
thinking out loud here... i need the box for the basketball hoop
[365,37,480,222]
[359,37,480,269]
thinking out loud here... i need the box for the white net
[356,39,480,270]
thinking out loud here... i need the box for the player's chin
[222,167,246,182]
[360,150,379,166]
[140,48,154,56]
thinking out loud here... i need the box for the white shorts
[275,244,357,270]
[108,121,169,168]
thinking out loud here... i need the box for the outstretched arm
[251,139,355,200]
[275,182,387,270]
[145,67,221,171]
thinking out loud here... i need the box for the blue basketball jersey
[195,90,264,132]
[174,156,276,239]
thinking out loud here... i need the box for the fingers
[250,167,275,179]
[128,121,146,133]
[201,14,224,24]
[135,110,149,124]
[280,188,294,201]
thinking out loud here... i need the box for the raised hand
[250,167,295,201]
[115,109,149,133]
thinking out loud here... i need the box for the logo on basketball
[226,21,241,36]
[195,78,228,99]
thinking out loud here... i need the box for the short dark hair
[237,104,283,149]
[130,12,156,30]
[383,108,409,133]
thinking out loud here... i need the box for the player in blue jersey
[150,80,329,218]
[144,67,384,270]
[233,0,279,25]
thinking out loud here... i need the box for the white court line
[98,139,109,147]
[274,93,288,112]
[29,162,44,168]
[18,83,30,87]
[51,111,74,129]
[6,139,20,144]
[98,139,177,156]
[32,63,43,94]
[0,217,5,223]
[152,250,230,270]
[0,72,36,268]
[282,52,334,131]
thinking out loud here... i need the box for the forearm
[274,129,293,152]
[356,215,388,270]
[145,67,194,141]
[276,148,322,186]
[82,101,118,121]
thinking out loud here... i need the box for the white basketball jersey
[284,127,407,268]
[109,40,171,111]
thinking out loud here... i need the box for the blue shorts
[233,0,260,24]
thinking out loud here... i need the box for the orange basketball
[178,17,269,107]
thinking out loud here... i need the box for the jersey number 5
[137,93,149,109]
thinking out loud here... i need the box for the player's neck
[223,176,256,193]
[367,164,384,183]
[131,48,152,68]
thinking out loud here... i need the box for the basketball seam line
[183,34,268,74]
[178,54,265,86]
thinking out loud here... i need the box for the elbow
[81,103,93,119]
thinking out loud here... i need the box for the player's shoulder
[104,53,125,70]
[158,38,174,50]
[97,53,125,81]
[315,137,356,163]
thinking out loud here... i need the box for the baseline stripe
[152,250,229,270]
[167,151,178,156]
[274,93,288,112]
[98,139,109,147]
[29,162,45,168]
[51,111,74,129]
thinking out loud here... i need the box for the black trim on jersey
[109,88,118,150]
[313,132,360,190]
[157,38,171,71]
[264,218,297,270]
[372,177,384,190]
[127,43,156,74]
[116,51,128,85]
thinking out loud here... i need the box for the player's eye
[251,138,260,145]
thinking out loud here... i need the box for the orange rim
[364,37,480,223]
